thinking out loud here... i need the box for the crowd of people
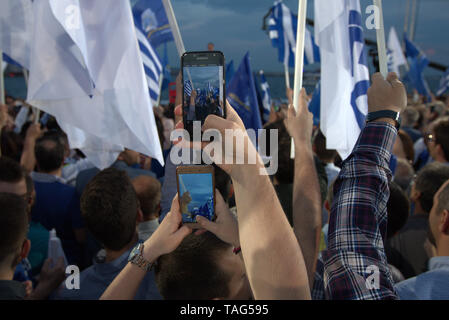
[0,70,449,300]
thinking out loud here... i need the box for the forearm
[20,138,37,172]
[292,143,322,288]
[232,162,310,300]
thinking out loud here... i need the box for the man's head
[426,117,449,163]
[428,180,449,251]
[207,42,215,51]
[411,162,449,214]
[0,193,30,274]
[394,158,415,192]
[401,107,420,128]
[313,130,337,164]
[81,168,139,251]
[35,135,65,173]
[155,232,251,300]
[0,157,27,196]
[117,149,140,167]
[387,182,410,239]
[132,175,161,221]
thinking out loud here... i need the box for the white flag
[387,27,407,75]
[27,0,163,169]
[0,0,33,69]
[315,0,369,160]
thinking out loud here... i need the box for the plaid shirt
[312,122,398,300]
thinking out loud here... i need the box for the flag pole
[374,0,388,79]
[284,64,290,89]
[290,0,307,159]
[155,74,164,107]
[0,50,5,105]
[22,68,40,124]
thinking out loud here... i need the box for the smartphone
[182,51,226,138]
[176,165,216,228]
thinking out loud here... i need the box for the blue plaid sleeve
[321,122,398,300]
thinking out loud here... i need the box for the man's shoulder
[395,268,449,300]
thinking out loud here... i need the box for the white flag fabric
[27,0,164,169]
[1,61,7,73]
[387,27,407,75]
[0,0,33,69]
[315,0,369,160]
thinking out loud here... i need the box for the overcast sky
[161,0,449,75]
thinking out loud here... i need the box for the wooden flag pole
[290,0,307,159]
[374,0,388,79]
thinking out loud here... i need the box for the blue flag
[132,0,174,49]
[259,70,272,124]
[227,52,263,132]
[226,60,235,87]
[436,68,449,96]
[161,42,172,92]
[2,53,22,68]
[404,34,432,101]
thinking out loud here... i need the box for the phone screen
[183,52,225,135]
[178,171,215,223]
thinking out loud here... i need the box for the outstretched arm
[284,89,322,288]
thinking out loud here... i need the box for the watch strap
[130,244,154,272]
[366,110,401,129]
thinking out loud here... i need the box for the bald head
[132,175,161,220]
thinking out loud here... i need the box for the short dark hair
[433,117,449,161]
[0,157,25,184]
[155,232,232,300]
[81,168,138,251]
[0,193,28,268]
[313,130,337,162]
[387,182,410,239]
[132,175,161,218]
[35,135,65,172]
[415,162,449,213]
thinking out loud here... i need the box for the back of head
[81,168,138,251]
[155,232,232,300]
[313,130,337,163]
[394,158,415,192]
[415,162,449,213]
[397,130,415,163]
[264,120,294,185]
[401,107,419,128]
[432,116,449,161]
[0,157,26,195]
[0,193,28,270]
[387,182,410,239]
[35,134,65,173]
[132,175,161,219]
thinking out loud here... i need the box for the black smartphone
[176,165,216,228]
[182,51,226,139]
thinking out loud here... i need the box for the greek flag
[184,80,192,96]
[259,70,272,123]
[135,26,163,108]
[436,68,449,96]
[315,0,369,160]
[267,0,320,68]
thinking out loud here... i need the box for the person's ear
[440,209,449,234]
[21,239,31,260]
[410,189,421,203]
[136,207,144,223]
[324,199,331,213]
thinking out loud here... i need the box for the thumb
[171,225,192,245]
[196,215,217,234]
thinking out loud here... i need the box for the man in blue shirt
[31,134,86,267]
[56,168,161,300]
[395,179,449,299]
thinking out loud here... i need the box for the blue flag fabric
[226,60,235,87]
[404,34,432,101]
[268,0,320,67]
[259,70,272,124]
[2,53,22,68]
[132,0,173,49]
[436,68,449,96]
[227,52,263,133]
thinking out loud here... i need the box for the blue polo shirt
[30,172,85,266]
[55,241,161,300]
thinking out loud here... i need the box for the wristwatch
[366,110,401,130]
[128,243,154,272]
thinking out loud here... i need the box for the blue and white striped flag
[267,0,320,67]
[436,68,449,96]
[259,70,272,123]
[184,80,193,96]
[135,26,163,108]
